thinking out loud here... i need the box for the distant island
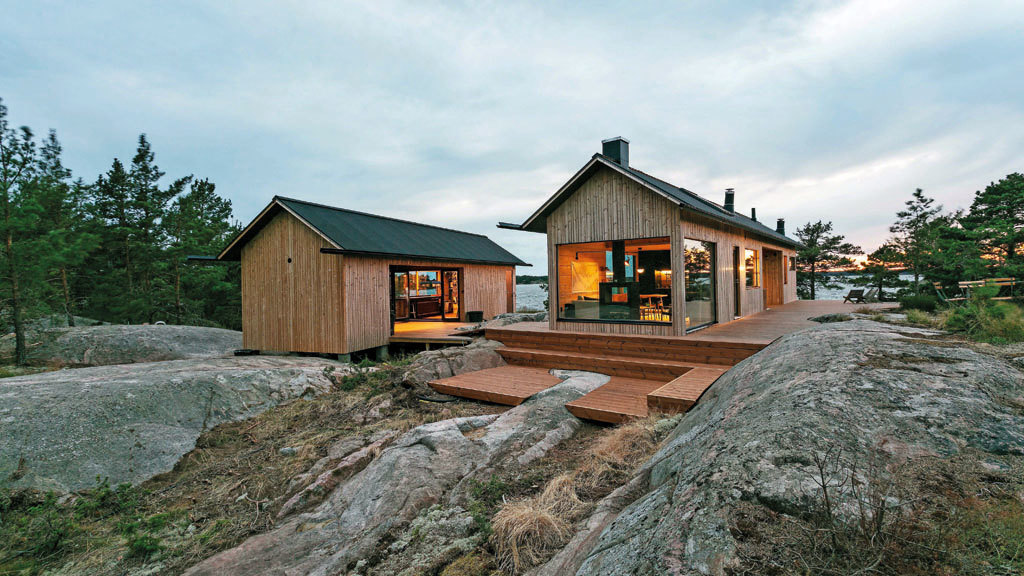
[516,275,548,285]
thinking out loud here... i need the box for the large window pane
[684,239,716,329]
[745,249,760,288]
[556,237,671,324]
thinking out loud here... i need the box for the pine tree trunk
[174,260,182,324]
[5,228,25,365]
[61,266,74,327]
[810,262,817,300]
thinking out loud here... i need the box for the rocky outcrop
[402,338,506,395]
[0,356,347,492]
[0,324,242,367]
[536,320,1024,575]
[184,371,609,576]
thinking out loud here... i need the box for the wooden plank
[428,366,561,406]
[647,367,727,413]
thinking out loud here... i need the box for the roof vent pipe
[601,137,630,167]
[724,188,735,212]
[776,218,785,235]
[751,207,757,222]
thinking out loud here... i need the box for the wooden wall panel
[545,166,677,335]
[240,211,346,354]
[343,256,514,353]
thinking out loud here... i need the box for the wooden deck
[431,300,897,423]
[428,366,561,405]
[497,300,895,345]
[389,321,476,345]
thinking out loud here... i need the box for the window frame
[554,236,673,325]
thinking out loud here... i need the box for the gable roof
[502,154,803,250]
[218,196,528,266]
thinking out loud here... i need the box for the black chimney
[724,188,735,212]
[602,137,629,166]
[776,218,785,235]
[751,207,757,222]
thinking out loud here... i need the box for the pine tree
[963,173,1024,277]
[162,178,238,325]
[33,132,99,326]
[794,221,862,300]
[852,242,907,301]
[890,188,942,293]
[0,99,41,364]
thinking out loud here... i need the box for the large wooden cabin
[216,196,527,358]
[500,137,802,336]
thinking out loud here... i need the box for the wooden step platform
[428,366,561,406]
[565,377,670,424]
[496,347,724,381]
[487,327,763,366]
[647,367,727,413]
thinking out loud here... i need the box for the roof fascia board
[217,198,343,261]
[274,199,344,250]
[519,156,683,231]
[319,247,530,267]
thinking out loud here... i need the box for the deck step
[428,366,561,406]
[486,327,763,366]
[646,367,727,414]
[497,347,720,381]
[564,377,668,424]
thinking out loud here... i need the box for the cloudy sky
[2,0,1022,268]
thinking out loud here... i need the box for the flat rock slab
[0,324,242,367]
[0,356,343,491]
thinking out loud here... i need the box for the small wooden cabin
[500,137,802,337]
[217,196,527,357]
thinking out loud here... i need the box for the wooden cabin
[216,196,527,358]
[500,137,802,337]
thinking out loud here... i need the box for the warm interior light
[637,268,645,274]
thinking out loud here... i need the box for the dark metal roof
[219,196,528,266]
[510,155,803,250]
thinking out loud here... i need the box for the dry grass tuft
[577,416,658,494]
[491,498,570,574]
[536,473,584,519]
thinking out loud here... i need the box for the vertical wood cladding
[240,210,346,354]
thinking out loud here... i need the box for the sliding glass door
[684,238,716,330]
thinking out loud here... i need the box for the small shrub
[125,533,163,559]
[75,477,137,518]
[944,291,1024,343]
[3,491,78,558]
[899,293,939,312]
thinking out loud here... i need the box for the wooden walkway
[431,300,896,423]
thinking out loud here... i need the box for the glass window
[410,271,440,296]
[745,249,760,288]
[556,237,671,323]
[685,239,716,329]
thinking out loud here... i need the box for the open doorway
[390,266,462,329]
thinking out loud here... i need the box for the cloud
[1,0,1022,268]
